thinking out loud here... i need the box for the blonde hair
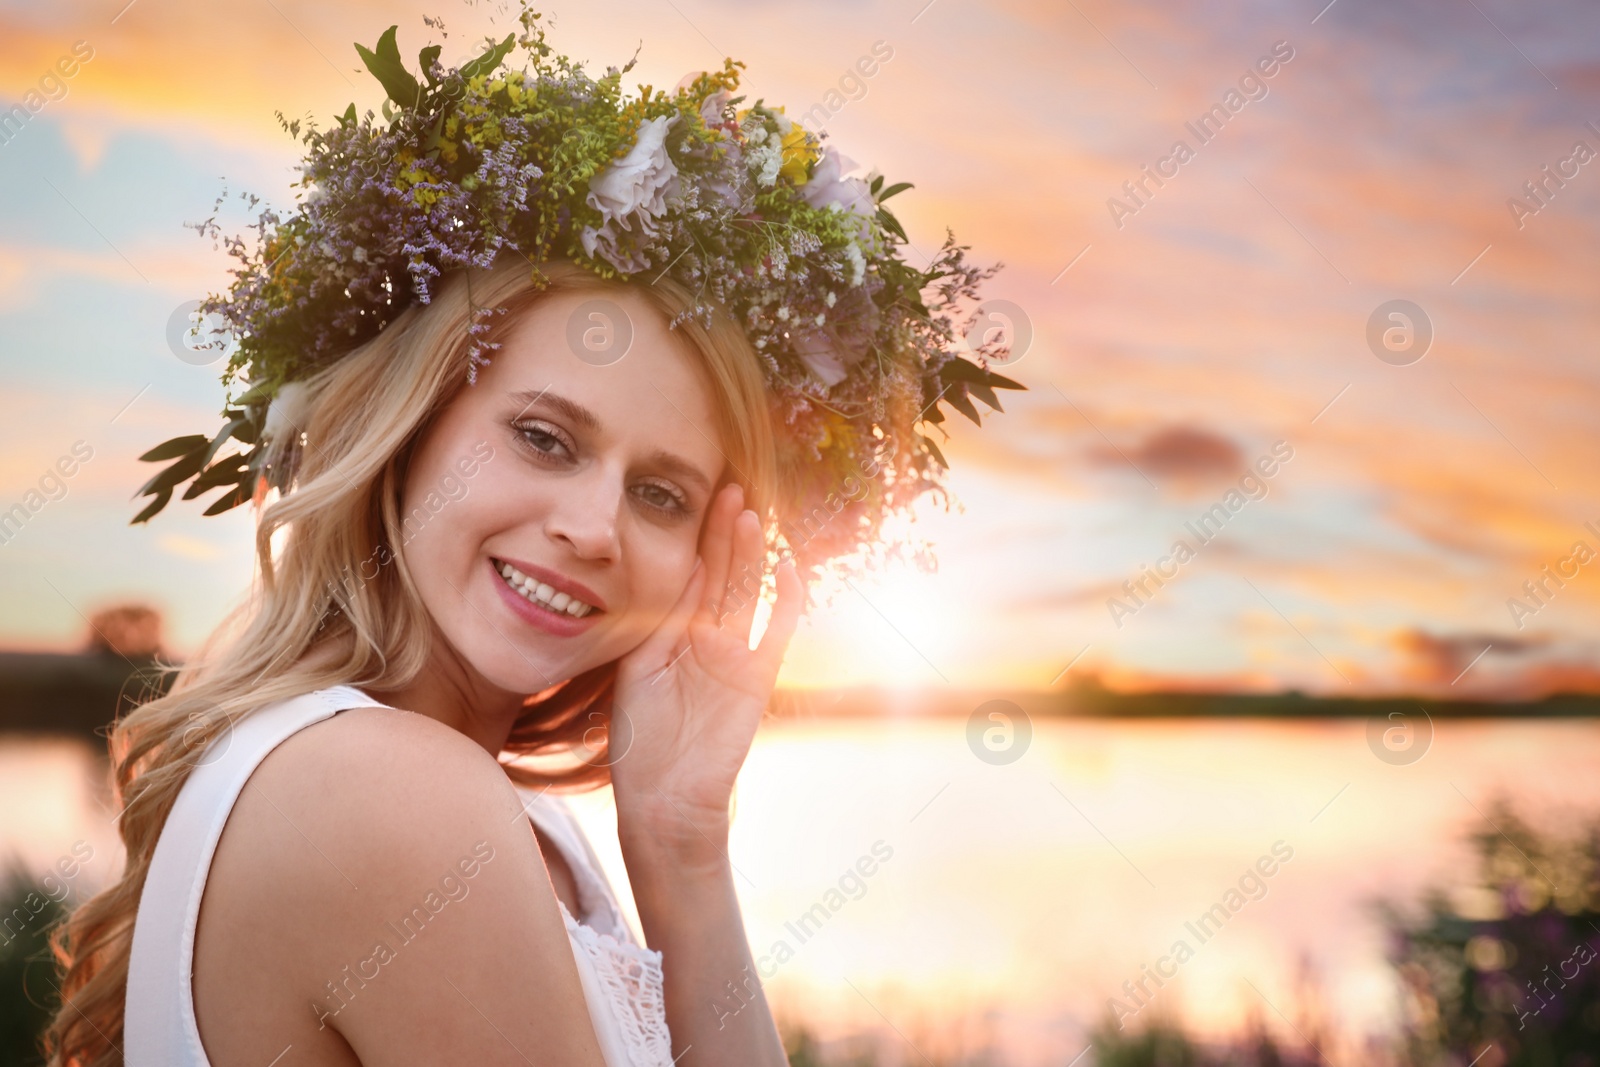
[43,257,777,1067]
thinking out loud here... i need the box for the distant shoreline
[766,686,1600,719]
[2,651,1596,744]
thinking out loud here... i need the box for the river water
[3,714,1596,1065]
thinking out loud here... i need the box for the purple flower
[800,145,874,240]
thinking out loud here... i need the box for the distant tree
[84,603,163,660]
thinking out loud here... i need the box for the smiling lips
[493,558,601,618]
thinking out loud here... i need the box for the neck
[364,658,529,757]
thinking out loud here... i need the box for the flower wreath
[135,3,1025,592]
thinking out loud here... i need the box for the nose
[543,462,622,563]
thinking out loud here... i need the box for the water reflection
[3,715,1595,1065]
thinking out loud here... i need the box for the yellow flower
[777,111,818,184]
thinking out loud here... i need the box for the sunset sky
[1,0,1596,698]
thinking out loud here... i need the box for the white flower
[586,114,681,227]
[776,306,790,320]
[579,225,655,274]
[263,380,311,442]
[352,246,368,264]
[580,114,683,272]
[824,291,837,307]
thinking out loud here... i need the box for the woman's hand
[608,482,804,864]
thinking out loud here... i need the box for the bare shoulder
[194,704,607,1067]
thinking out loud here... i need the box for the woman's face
[396,284,730,696]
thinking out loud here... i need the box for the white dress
[124,684,675,1066]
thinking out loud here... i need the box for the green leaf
[183,453,250,498]
[939,357,987,384]
[138,434,209,463]
[338,102,357,128]
[877,207,908,244]
[920,433,948,470]
[355,26,421,108]
[460,32,516,81]
[418,44,442,84]
[131,487,173,525]
[136,450,210,498]
[986,369,1026,391]
[945,388,982,426]
[231,379,277,406]
[226,410,261,444]
[967,381,1003,412]
[202,483,251,516]
[876,181,912,202]
[198,418,245,468]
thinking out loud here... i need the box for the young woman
[44,10,1019,1066]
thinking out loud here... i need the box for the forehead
[474,285,728,474]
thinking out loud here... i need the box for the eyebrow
[508,388,716,496]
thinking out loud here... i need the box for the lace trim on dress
[557,899,674,1066]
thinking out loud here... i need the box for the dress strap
[125,685,392,1067]
[515,786,634,943]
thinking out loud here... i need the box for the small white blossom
[824,291,837,307]
[814,313,826,326]
[748,141,783,187]
[842,242,866,287]
[776,306,789,320]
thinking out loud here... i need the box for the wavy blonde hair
[43,257,778,1067]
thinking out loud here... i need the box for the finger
[700,483,742,623]
[632,555,705,666]
[712,507,762,638]
[752,559,805,685]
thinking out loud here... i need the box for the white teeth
[495,561,595,618]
